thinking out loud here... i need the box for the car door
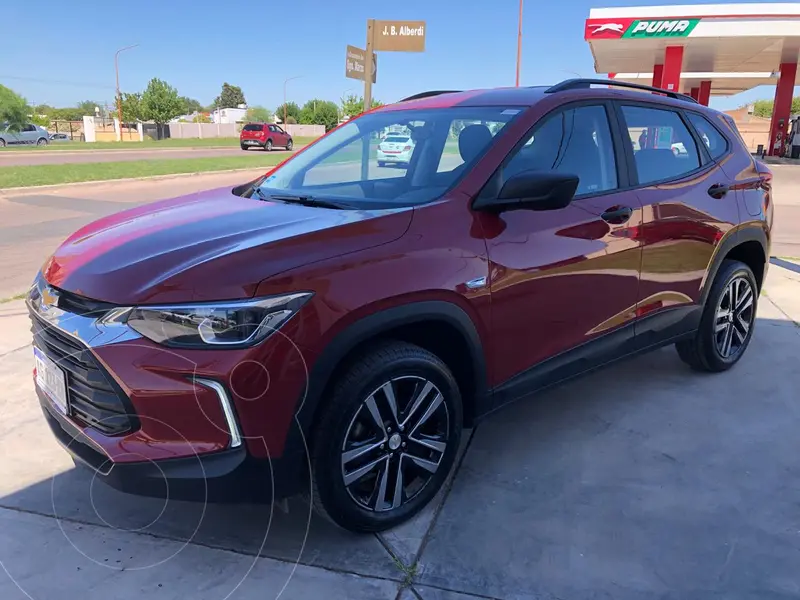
[482,102,644,405]
[274,125,289,146]
[615,103,741,345]
[20,124,37,144]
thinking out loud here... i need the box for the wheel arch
[299,301,490,437]
[701,224,768,306]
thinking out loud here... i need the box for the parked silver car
[0,123,50,147]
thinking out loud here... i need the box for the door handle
[708,183,730,199]
[600,206,633,224]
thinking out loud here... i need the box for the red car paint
[31,83,772,503]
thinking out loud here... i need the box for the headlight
[126,293,312,348]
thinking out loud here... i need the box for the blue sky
[1,0,796,113]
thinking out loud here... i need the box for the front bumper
[28,277,312,502]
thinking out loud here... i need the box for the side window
[686,112,729,160]
[22,124,36,132]
[268,125,277,132]
[438,119,508,174]
[621,105,700,184]
[502,105,618,196]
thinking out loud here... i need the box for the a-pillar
[768,61,799,156]
[698,80,712,106]
[689,87,699,101]
[661,46,684,92]
[652,64,663,88]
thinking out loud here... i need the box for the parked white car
[376,135,415,167]
[0,123,50,147]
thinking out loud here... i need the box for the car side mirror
[474,170,579,213]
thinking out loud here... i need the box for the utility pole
[115,44,139,142]
[363,20,375,114]
[515,0,523,86]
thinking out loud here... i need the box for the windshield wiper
[253,187,352,210]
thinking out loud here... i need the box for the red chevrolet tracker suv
[29,80,772,532]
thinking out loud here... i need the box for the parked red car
[29,80,772,533]
[240,122,293,151]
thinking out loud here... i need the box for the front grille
[56,288,116,316]
[31,315,137,436]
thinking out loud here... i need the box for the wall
[724,107,770,151]
[285,124,325,138]
[167,122,238,138]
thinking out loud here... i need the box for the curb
[0,146,238,157]
[0,167,268,195]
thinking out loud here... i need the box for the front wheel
[265,139,273,152]
[0,138,7,147]
[286,139,293,151]
[311,341,463,532]
[676,259,758,372]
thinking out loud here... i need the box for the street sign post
[360,18,426,179]
[345,45,377,83]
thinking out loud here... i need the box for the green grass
[0,292,26,304]
[0,154,289,188]
[0,136,319,151]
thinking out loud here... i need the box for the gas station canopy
[584,3,800,155]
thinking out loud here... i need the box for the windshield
[256,106,521,208]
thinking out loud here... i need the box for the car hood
[42,186,412,304]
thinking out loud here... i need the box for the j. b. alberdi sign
[584,18,701,39]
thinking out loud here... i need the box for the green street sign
[623,19,700,38]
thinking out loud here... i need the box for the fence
[49,120,84,141]
[165,122,239,139]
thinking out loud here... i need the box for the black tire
[676,259,758,372]
[36,137,48,146]
[311,341,463,533]
[240,144,249,151]
[377,161,386,167]
[265,139,273,152]
[286,139,293,151]
[0,139,6,148]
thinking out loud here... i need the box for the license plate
[245,140,257,145]
[34,347,69,415]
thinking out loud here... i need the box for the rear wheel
[377,161,386,167]
[240,144,249,151]
[265,139,273,152]
[676,259,758,372]
[36,137,48,146]
[0,138,7,147]
[311,341,463,532]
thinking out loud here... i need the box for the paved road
[0,146,294,166]
[1,261,799,599]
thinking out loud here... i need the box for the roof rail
[545,78,698,103]
[400,90,461,102]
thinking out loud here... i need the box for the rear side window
[502,105,617,196]
[621,105,700,185]
[686,113,729,160]
[243,124,262,131]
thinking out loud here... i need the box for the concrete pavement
[1,263,799,599]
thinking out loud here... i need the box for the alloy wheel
[341,376,450,512]
[714,275,755,359]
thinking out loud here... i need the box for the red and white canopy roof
[585,3,800,95]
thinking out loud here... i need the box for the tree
[141,77,182,138]
[77,100,103,117]
[119,92,143,123]
[751,97,800,118]
[341,94,383,118]
[192,113,212,123]
[299,99,339,131]
[0,85,30,131]
[244,105,272,123]
[275,101,300,124]
[214,83,246,109]
[178,96,203,115]
[50,107,84,121]
[33,104,54,115]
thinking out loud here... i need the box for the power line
[0,75,116,90]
